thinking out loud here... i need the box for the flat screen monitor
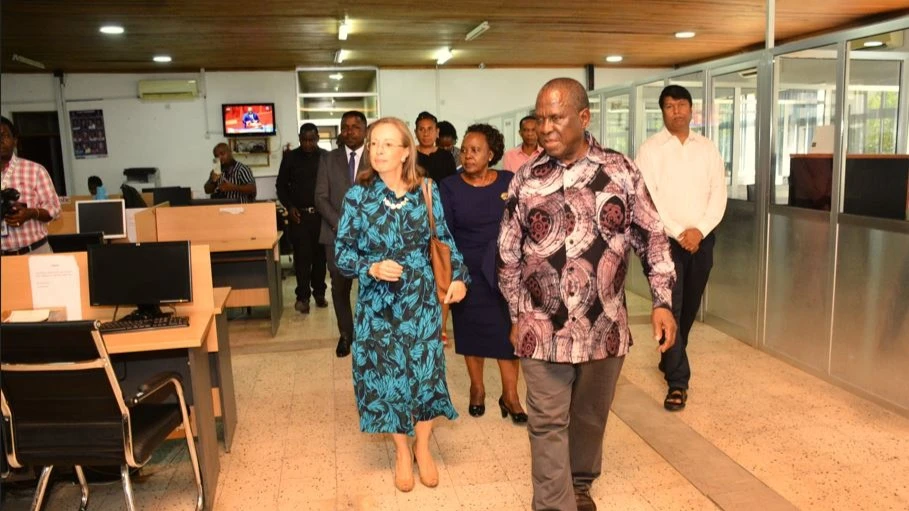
[48,232,104,253]
[152,186,192,206]
[87,241,193,315]
[222,103,276,137]
[75,199,126,240]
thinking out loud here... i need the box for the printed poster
[70,109,108,159]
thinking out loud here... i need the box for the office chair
[0,320,203,511]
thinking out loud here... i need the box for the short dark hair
[659,85,693,109]
[88,175,103,187]
[415,111,438,126]
[341,110,367,127]
[437,121,457,140]
[539,78,590,112]
[465,123,506,167]
[299,122,319,135]
[519,115,537,130]
[0,116,19,138]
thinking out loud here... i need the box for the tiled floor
[3,272,909,510]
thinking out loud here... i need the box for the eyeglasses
[368,141,405,152]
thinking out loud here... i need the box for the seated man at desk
[204,142,257,203]
[1,116,61,256]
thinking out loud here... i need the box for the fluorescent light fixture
[11,54,46,69]
[863,40,884,47]
[436,47,453,65]
[329,73,344,80]
[334,49,345,64]
[605,55,623,63]
[99,25,125,35]
[152,55,172,63]
[338,18,350,41]
[465,21,490,42]
[675,31,696,39]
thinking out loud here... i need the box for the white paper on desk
[6,309,50,323]
[28,255,82,320]
[125,207,145,243]
[219,206,245,215]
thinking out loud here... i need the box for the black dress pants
[661,233,715,390]
[289,213,327,302]
[324,243,354,341]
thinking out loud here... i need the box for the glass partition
[669,72,705,135]
[772,45,839,207]
[635,80,666,156]
[713,69,758,200]
[297,67,379,127]
[588,95,602,142]
[843,31,907,221]
[604,93,630,154]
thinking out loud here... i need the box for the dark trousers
[325,244,354,341]
[661,233,715,390]
[288,213,327,302]
[522,357,625,511]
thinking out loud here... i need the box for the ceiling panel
[1,0,907,73]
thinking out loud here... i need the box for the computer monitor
[75,199,127,240]
[87,241,193,317]
[48,232,104,253]
[152,186,192,206]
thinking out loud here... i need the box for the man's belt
[2,237,48,256]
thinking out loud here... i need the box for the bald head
[213,142,233,165]
[538,78,589,113]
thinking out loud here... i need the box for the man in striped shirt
[1,116,60,256]
[204,142,257,203]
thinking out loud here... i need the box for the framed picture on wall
[70,109,108,159]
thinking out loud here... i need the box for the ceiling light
[334,49,345,64]
[152,55,172,63]
[99,25,125,35]
[863,40,884,47]
[329,73,344,80]
[465,21,490,42]
[11,54,46,69]
[675,31,696,39]
[338,18,350,41]
[605,55,623,63]
[436,47,453,65]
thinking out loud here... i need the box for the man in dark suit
[276,123,328,314]
[315,111,367,357]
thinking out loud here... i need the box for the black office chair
[0,320,203,511]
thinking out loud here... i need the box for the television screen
[222,103,276,136]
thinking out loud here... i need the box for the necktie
[348,151,357,182]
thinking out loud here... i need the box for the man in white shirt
[635,85,727,412]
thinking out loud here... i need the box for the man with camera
[1,116,60,256]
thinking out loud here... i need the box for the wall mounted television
[222,103,276,137]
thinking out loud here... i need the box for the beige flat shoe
[413,443,438,488]
[394,449,415,492]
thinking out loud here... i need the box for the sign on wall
[69,109,108,159]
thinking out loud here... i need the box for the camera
[1,188,21,218]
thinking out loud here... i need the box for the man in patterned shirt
[204,142,257,203]
[1,116,60,256]
[497,78,677,511]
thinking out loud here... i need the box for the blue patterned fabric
[335,177,470,435]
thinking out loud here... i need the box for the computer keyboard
[99,315,190,333]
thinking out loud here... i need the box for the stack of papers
[5,309,51,323]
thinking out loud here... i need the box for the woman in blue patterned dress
[335,117,470,492]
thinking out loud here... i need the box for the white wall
[2,66,662,196]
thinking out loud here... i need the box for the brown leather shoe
[575,488,596,511]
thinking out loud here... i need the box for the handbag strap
[422,178,436,234]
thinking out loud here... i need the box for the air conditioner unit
[137,79,199,101]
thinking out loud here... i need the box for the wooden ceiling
[2,1,908,73]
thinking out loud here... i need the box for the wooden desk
[1,248,221,510]
[210,287,237,452]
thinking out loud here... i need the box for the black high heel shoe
[468,402,485,417]
[498,396,528,424]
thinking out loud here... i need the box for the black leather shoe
[335,336,351,358]
[295,300,310,314]
[575,488,597,511]
[314,296,329,308]
[468,403,485,417]
[498,396,528,424]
